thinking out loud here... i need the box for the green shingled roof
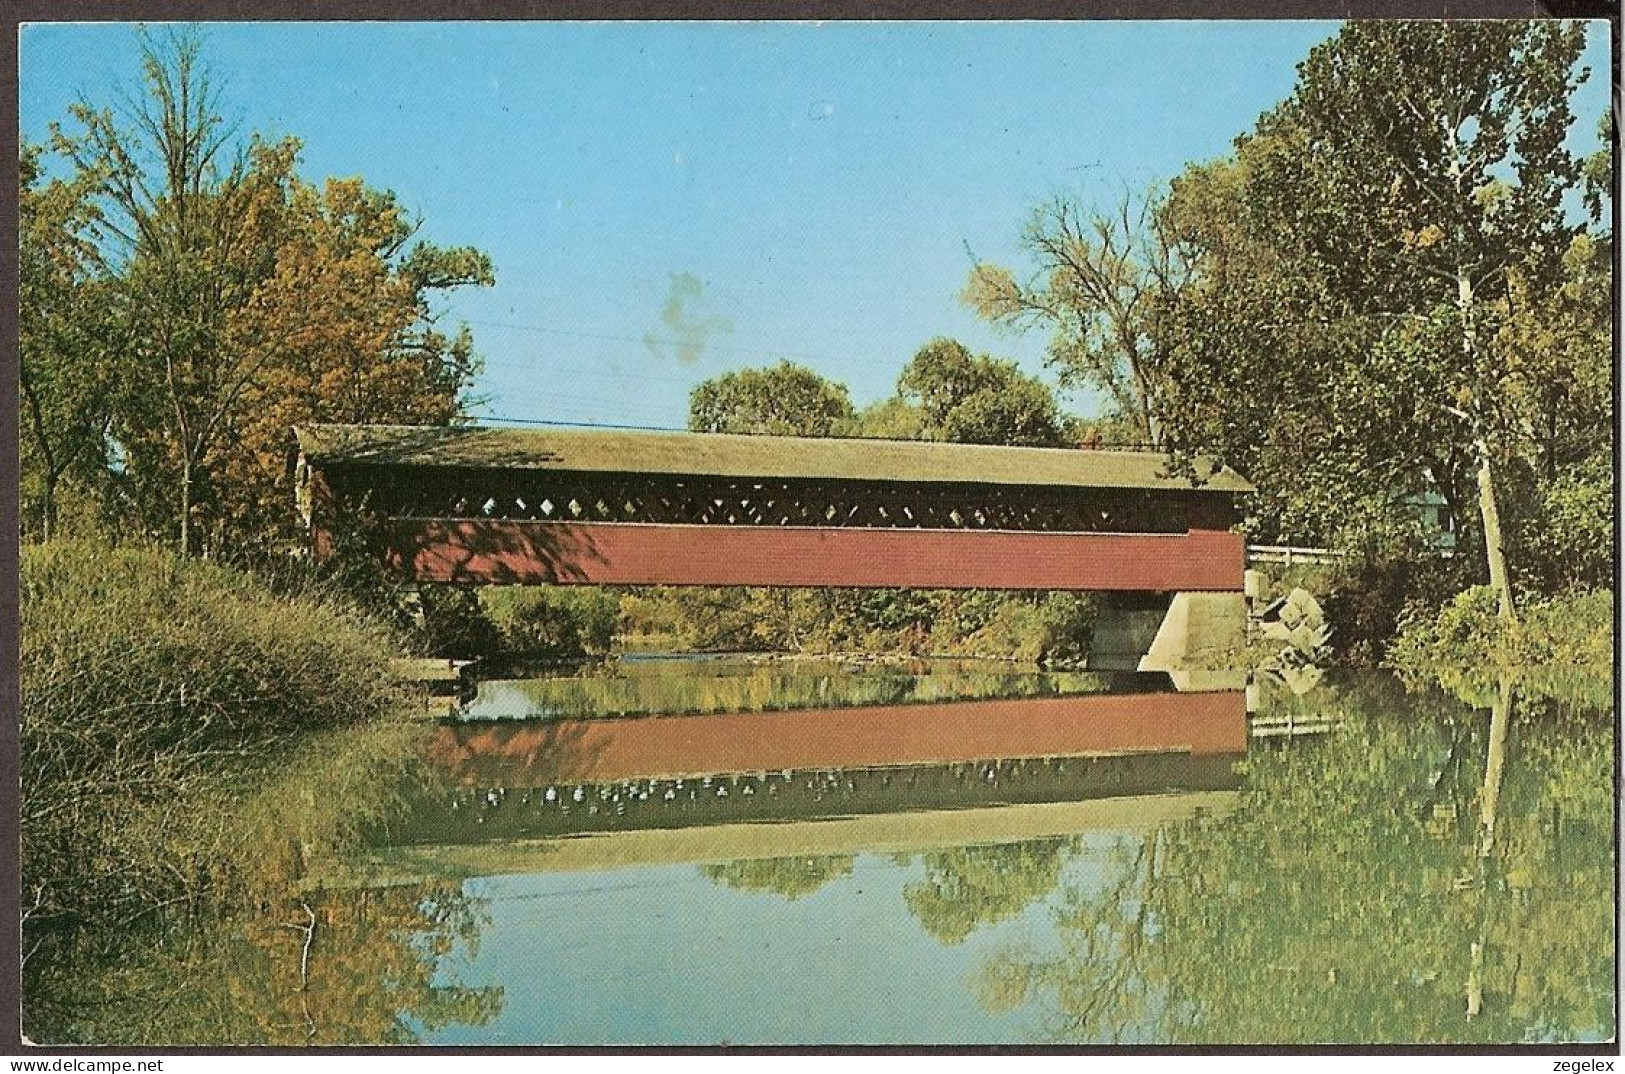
[293,423,1253,494]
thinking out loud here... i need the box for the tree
[51,28,279,555]
[843,395,927,441]
[964,188,1188,447]
[1491,235,1614,592]
[687,359,854,437]
[47,27,493,555]
[1579,111,1613,225]
[896,338,1080,448]
[18,144,121,540]
[1235,22,1590,622]
[1155,22,1597,623]
[212,173,493,550]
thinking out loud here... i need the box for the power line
[474,395,685,427]
[469,412,1164,451]
[487,363,701,386]
[473,413,688,433]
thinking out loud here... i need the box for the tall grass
[20,540,412,1025]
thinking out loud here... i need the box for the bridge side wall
[375,518,1246,592]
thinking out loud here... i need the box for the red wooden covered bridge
[292,423,1250,589]
[292,424,1252,668]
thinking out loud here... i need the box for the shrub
[1388,586,1615,674]
[479,586,618,657]
[1250,548,1480,666]
[1506,454,1615,595]
[413,584,503,658]
[952,592,1098,665]
[1516,589,1615,666]
[1387,585,1507,669]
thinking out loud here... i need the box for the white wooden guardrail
[1246,544,1347,566]
[1249,712,1339,739]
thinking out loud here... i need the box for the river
[48,657,1618,1045]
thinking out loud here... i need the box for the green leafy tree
[843,395,927,441]
[1579,111,1613,224]
[1491,234,1614,593]
[1156,153,1407,547]
[1178,22,1591,622]
[50,29,283,555]
[897,338,1080,448]
[18,144,123,541]
[688,359,854,437]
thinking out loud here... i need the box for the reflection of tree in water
[701,855,856,900]
[698,837,1077,941]
[900,837,1076,946]
[34,881,502,1045]
[968,674,1614,1044]
[26,717,506,1045]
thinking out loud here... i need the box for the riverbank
[18,540,424,1040]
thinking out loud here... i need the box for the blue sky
[19,21,1613,430]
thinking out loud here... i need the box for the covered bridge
[291,423,1252,594]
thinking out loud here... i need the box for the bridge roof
[294,423,1253,494]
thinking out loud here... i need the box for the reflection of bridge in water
[360,793,1241,882]
[347,689,1249,882]
[427,689,1247,786]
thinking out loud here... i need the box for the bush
[1387,585,1507,669]
[413,584,502,658]
[1516,589,1615,666]
[1506,454,1615,595]
[951,592,1098,665]
[1388,585,1614,674]
[20,540,408,990]
[479,586,618,657]
[1250,548,1481,666]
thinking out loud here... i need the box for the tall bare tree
[963,186,1191,448]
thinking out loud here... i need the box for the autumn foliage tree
[215,174,493,549]
[29,27,493,554]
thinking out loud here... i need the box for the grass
[19,539,419,1039]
